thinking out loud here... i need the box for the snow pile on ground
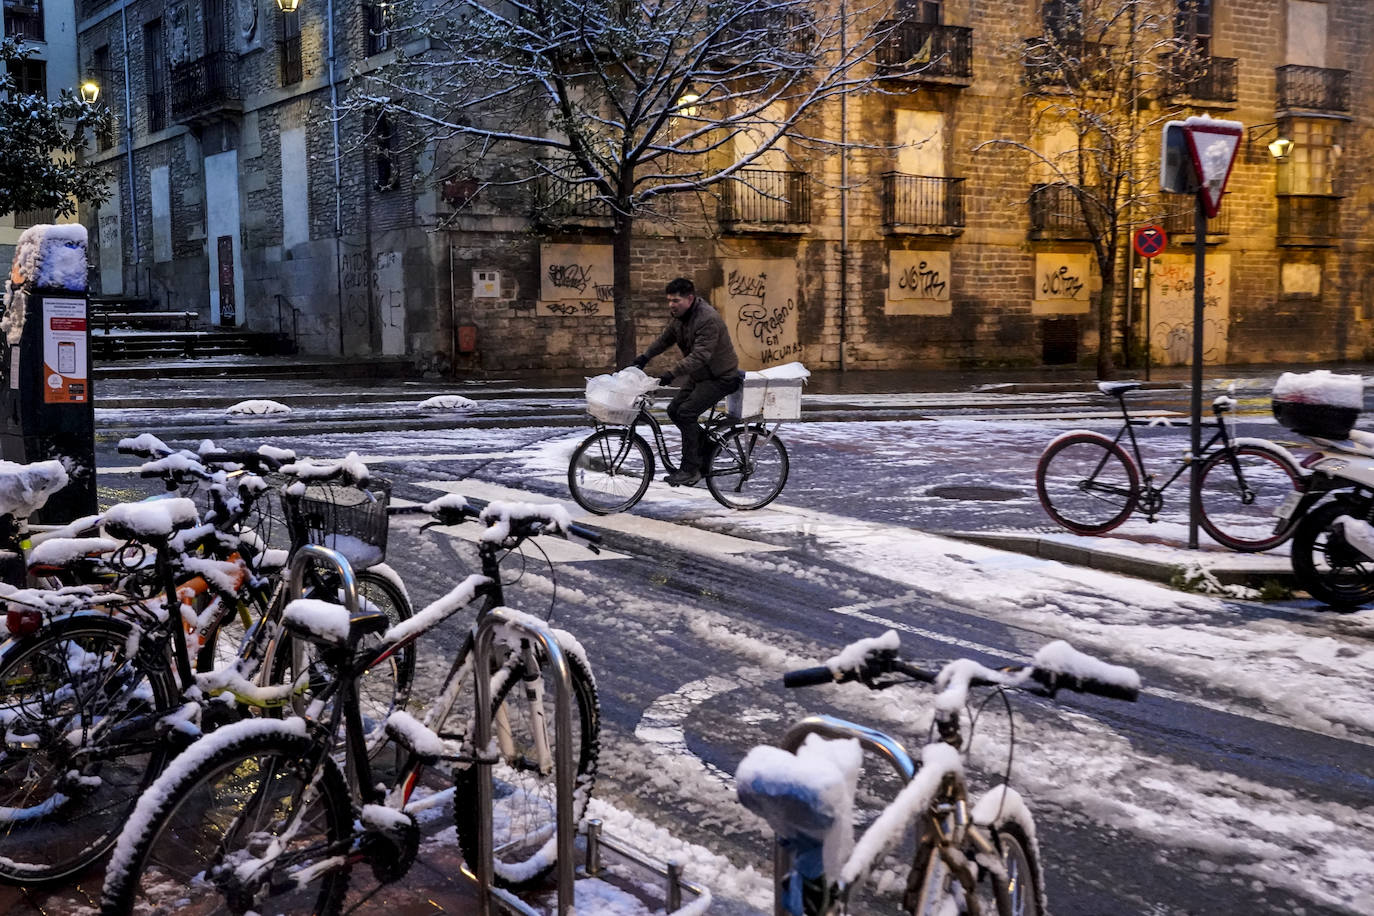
[418,395,477,410]
[225,399,291,416]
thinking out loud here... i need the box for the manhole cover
[926,485,1022,501]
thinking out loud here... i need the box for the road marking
[99,452,505,475]
[417,479,786,558]
[634,671,768,790]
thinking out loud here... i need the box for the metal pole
[837,0,849,373]
[119,6,140,295]
[1144,257,1152,381]
[1189,193,1206,549]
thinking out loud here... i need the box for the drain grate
[926,485,1023,501]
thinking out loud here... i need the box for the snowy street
[68,387,1374,915]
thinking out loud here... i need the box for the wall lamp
[276,0,301,11]
[78,67,119,104]
[1247,122,1293,160]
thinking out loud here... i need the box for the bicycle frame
[599,397,761,479]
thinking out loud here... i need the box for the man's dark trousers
[667,377,734,475]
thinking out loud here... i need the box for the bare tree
[351,0,916,366]
[978,0,1202,379]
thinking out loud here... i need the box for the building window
[9,57,45,96]
[1042,0,1082,42]
[280,9,301,84]
[1277,119,1336,196]
[3,0,44,42]
[13,207,54,229]
[365,2,391,56]
[896,0,940,23]
[91,44,115,151]
[144,19,166,133]
[373,111,398,190]
[1175,0,1212,55]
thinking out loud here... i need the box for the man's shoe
[665,469,701,486]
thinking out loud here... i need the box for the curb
[937,530,1296,589]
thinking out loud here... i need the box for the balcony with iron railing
[873,22,973,85]
[532,164,613,227]
[13,207,54,229]
[1277,195,1340,247]
[1162,54,1237,105]
[1028,183,1096,240]
[171,51,242,123]
[882,173,965,233]
[715,8,815,59]
[720,169,810,228]
[1023,38,1115,92]
[1276,65,1350,113]
[1156,205,1230,241]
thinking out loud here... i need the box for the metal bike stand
[771,715,918,916]
[473,609,577,916]
[581,818,712,913]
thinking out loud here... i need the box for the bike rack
[770,714,918,916]
[472,608,711,916]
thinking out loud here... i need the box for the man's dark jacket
[643,297,739,385]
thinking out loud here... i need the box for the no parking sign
[1133,225,1168,259]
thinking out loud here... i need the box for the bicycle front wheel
[1197,443,1305,552]
[706,425,789,510]
[452,635,600,889]
[567,429,654,514]
[100,723,352,916]
[1035,432,1139,534]
[0,613,178,885]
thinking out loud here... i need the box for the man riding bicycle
[632,277,741,487]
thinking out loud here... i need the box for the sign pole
[1144,258,1152,382]
[1188,195,1206,549]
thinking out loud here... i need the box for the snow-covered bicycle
[738,632,1139,916]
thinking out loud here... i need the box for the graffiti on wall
[1148,253,1230,366]
[339,249,405,356]
[1032,253,1091,315]
[887,250,951,316]
[538,243,612,317]
[716,258,800,370]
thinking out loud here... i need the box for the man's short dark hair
[666,277,695,297]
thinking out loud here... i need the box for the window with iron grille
[365,2,391,56]
[373,112,398,191]
[9,57,45,96]
[144,19,165,133]
[1277,119,1336,196]
[13,207,54,229]
[3,0,44,42]
[1175,0,1212,55]
[280,9,301,84]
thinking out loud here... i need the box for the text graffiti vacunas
[718,259,801,370]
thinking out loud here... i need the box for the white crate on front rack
[727,376,802,420]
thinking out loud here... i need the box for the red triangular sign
[1181,117,1242,218]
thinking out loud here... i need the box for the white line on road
[99,452,504,474]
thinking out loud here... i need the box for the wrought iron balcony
[171,52,242,123]
[1277,194,1340,247]
[1276,65,1350,112]
[720,169,810,227]
[1156,205,1230,239]
[716,7,815,58]
[873,22,972,84]
[532,163,612,225]
[1163,55,1237,105]
[1028,183,1095,240]
[3,2,43,42]
[882,173,965,231]
[1023,38,1115,92]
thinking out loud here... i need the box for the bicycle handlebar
[392,494,603,551]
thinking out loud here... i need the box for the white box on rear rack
[727,376,802,421]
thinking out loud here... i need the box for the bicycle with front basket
[568,386,790,513]
[1035,380,1307,551]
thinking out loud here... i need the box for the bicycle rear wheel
[452,634,600,889]
[100,723,351,916]
[0,613,178,885]
[567,429,654,514]
[1035,432,1139,534]
[1196,443,1305,552]
[706,425,789,510]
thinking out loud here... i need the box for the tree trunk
[1097,269,1118,380]
[611,211,637,369]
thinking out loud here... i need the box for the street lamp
[277,0,301,11]
[1267,136,1294,160]
[79,79,100,104]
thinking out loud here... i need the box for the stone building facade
[76,0,1374,373]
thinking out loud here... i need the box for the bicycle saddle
[103,497,200,542]
[1097,381,1144,398]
